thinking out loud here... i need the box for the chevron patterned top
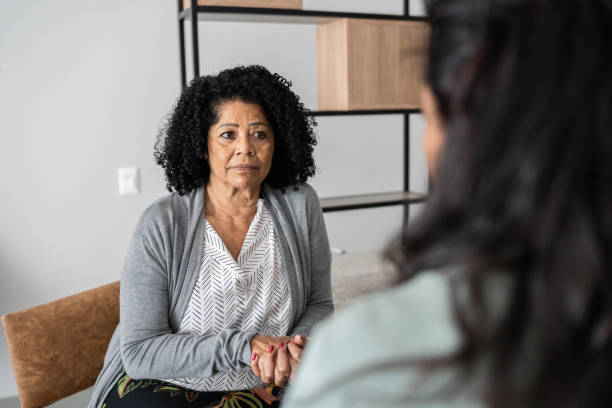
[164,199,292,391]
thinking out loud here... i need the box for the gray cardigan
[88,183,333,408]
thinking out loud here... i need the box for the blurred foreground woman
[283,0,612,407]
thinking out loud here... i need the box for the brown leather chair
[1,281,119,408]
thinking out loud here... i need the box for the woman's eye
[253,131,266,139]
[220,131,234,139]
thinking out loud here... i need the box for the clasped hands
[249,334,309,386]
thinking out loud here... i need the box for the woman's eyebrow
[249,122,270,127]
[216,123,238,130]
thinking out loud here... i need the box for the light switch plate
[118,167,140,195]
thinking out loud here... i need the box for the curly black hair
[154,65,317,195]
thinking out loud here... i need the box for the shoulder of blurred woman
[309,270,459,364]
[285,271,463,406]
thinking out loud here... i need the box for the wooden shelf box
[317,19,428,110]
[182,0,302,10]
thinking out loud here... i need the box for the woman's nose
[235,133,254,156]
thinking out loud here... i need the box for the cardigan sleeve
[290,184,334,336]
[119,203,257,380]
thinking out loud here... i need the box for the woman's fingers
[287,334,312,362]
[287,340,304,362]
[251,335,310,384]
[293,334,311,347]
[250,335,293,357]
[250,352,260,377]
[259,344,277,384]
[274,342,290,386]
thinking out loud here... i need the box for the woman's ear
[421,85,446,176]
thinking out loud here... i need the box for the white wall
[0,0,426,400]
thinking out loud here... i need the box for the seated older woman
[87,65,333,408]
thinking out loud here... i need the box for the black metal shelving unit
[176,0,427,224]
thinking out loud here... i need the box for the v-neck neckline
[204,199,265,264]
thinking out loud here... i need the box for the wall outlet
[117,167,140,195]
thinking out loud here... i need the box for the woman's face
[421,86,446,177]
[206,100,275,192]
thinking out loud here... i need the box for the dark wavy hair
[388,0,612,407]
[154,65,317,194]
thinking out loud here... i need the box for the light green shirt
[283,272,484,408]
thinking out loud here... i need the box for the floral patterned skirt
[102,373,283,408]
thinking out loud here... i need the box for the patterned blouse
[165,199,292,391]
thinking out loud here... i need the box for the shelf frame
[178,4,427,24]
[312,109,422,224]
[176,0,427,225]
[320,191,427,213]
[312,109,422,116]
[177,1,427,81]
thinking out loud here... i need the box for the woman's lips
[230,164,258,171]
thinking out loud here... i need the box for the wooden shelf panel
[179,6,427,24]
[320,191,426,212]
[317,19,428,110]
